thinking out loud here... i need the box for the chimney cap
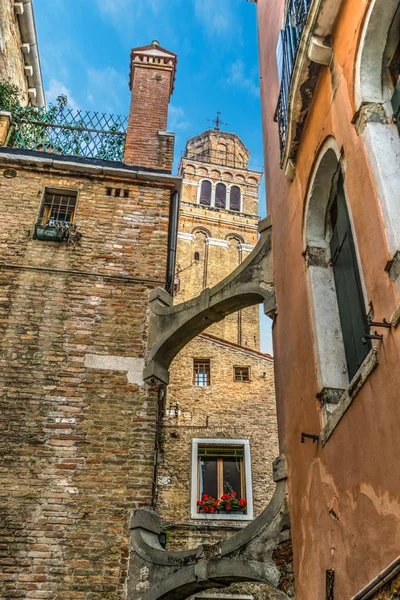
[151,40,160,47]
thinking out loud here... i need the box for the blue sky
[33,0,273,354]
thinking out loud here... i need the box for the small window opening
[106,187,112,196]
[215,182,226,209]
[123,189,129,198]
[199,181,212,206]
[234,367,250,382]
[39,189,77,226]
[230,186,241,212]
[193,359,210,386]
[115,188,121,198]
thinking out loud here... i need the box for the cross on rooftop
[208,111,228,131]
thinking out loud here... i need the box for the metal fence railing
[8,103,127,162]
[274,0,312,161]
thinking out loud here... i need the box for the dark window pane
[215,183,226,208]
[200,458,218,500]
[222,457,242,497]
[200,181,212,206]
[230,186,241,212]
[329,174,370,380]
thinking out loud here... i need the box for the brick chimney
[124,40,177,172]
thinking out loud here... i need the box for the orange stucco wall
[257,0,400,597]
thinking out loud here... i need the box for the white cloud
[86,67,127,113]
[96,0,162,31]
[194,0,237,36]
[45,79,79,110]
[168,105,190,131]
[226,59,259,97]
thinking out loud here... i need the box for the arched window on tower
[199,180,212,206]
[215,183,226,209]
[230,186,241,212]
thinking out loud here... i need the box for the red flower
[197,500,203,506]
[202,494,209,501]
[213,501,219,507]
[210,506,215,513]
[232,491,237,497]
[226,504,232,511]
[204,505,209,512]
[239,498,246,507]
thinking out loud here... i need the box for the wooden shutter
[329,174,370,381]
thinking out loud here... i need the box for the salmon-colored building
[253,0,400,597]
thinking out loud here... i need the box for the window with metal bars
[233,366,250,382]
[198,445,245,506]
[39,189,77,226]
[193,359,210,386]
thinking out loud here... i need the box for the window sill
[321,349,378,445]
[190,512,253,521]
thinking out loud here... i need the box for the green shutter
[198,446,244,458]
[392,78,400,135]
[329,174,370,380]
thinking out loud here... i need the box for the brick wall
[123,41,177,172]
[0,0,29,105]
[0,158,175,599]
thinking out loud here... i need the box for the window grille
[39,190,77,226]
[234,367,250,382]
[193,359,210,386]
[199,180,212,206]
[230,186,241,212]
[215,182,227,209]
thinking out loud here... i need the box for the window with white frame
[191,439,253,520]
[215,182,227,209]
[199,180,212,206]
[230,185,241,212]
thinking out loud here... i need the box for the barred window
[234,366,250,382]
[39,189,77,226]
[193,359,210,386]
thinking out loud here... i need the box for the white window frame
[197,179,214,207]
[190,438,253,521]
[228,184,242,213]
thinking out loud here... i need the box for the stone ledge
[321,349,378,444]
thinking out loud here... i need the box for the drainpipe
[166,190,180,294]
[17,0,45,107]
[351,556,400,600]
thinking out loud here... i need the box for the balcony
[274,0,341,177]
[7,104,127,162]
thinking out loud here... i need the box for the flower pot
[218,508,246,514]
[34,223,66,242]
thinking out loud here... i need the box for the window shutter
[329,175,370,380]
[392,78,400,135]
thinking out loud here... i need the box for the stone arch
[225,233,245,244]
[143,218,274,385]
[355,0,400,275]
[304,137,370,419]
[192,226,211,238]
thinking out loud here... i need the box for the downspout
[351,556,400,600]
[166,189,180,294]
[18,0,45,107]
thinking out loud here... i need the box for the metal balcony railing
[275,0,312,160]
[8,104,127,161]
